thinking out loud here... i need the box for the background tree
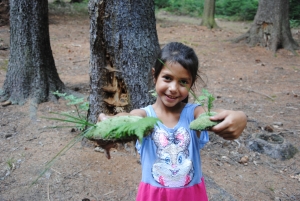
[70,0,84,3]
[88,0,160,123]
[0,0,65,107]
[200,0,218,29]
[0,0,9,26]
[232,0,299,53]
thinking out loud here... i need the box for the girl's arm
[194,106,247,140]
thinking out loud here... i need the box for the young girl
[99,42,247,201]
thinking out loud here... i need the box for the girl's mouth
[165,94,177,100]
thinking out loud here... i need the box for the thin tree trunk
[200,0,218,29]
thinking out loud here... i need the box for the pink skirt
[136,177,208,201]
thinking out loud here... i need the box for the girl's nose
[169,82,177,92]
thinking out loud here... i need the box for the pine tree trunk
[88,0,159,123]
[200,0,218,29]
[1,0,65,105]
[233,0,299,53]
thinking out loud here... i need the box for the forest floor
[1,10,300,201]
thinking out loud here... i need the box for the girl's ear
[152,68,156,84]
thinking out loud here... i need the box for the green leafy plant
[53,91,89,111]
[6,157,15,170]
[52,91,89,130]
[149,89,158,97]
[190,89,220,131]
[195,89,215,116]
[85,116,160,142]
[0,59,8,71]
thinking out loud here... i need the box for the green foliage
[52,91,89,130]
[156,0,299,25]
[290,20,300,28]
[191,89,220,131]
[85,116,160,142]
[49,0,89,16]
[290,0,300,22]
[6,157,15,170]
[190,112,219,130]
[149,89,158,97]
[155,0,171,9]
[155,0,204,16]
[53,91,89,111]
[216,0,258,21]
[195,89,215,115]
[0,59,8,71]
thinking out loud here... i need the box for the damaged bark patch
[102,61,128,113]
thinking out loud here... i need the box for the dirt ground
[1,10,300,201]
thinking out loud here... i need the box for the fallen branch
[103,190,115,196]
[241,88,275,100]
[73,59,87,64]
[47,182,50,201]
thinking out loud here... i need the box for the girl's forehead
[161,62,192,79]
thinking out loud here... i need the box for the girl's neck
[152,101,186,128]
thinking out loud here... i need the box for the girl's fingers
[209,111,227,121]
[210,110,247,140]
[98,113,108,122]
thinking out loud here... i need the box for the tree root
[29,99,38,120]
[232,32,250,43]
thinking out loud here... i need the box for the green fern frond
[104,117,160,142]
[190,112,220,131]
[84,116,160,142]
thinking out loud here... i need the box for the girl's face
[154,62,192,108]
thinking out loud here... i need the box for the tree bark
[88,0,159,123]
[1,0,65,105]
[233,0,299,53]
[200,0,218,29]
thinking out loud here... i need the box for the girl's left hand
[209,110,247,140]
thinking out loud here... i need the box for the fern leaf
[105,117,160,142]
[84,116,160,142]
[190,112,220,131]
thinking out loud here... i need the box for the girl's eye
[180,80,188,86]
[163,76,171,81]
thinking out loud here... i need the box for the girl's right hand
[97,113,108,122]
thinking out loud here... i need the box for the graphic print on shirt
[152,127,194,187]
